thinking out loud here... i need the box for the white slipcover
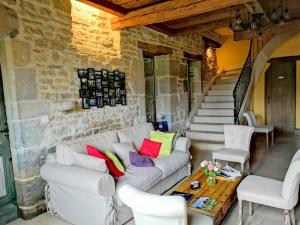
[119,184,213,225]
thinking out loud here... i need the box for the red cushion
[139,138,162,158]
[86,145,124,177]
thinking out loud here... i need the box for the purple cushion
[129,151,154,167]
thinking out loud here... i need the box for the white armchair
[212,125,255,174]
[119,184,212,225]
[243,111,274,148]
[237,149,300,225]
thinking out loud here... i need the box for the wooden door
[0,66,17,225]
[266,61,296,133]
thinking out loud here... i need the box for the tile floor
[8,134,300,225]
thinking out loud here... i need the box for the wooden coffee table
[169,167,243,225]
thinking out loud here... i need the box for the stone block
[15,68,38,101]
[15,176,46,207]
[130,58,145,94]
[179,63,188,78]
[19,200,46,220]
[170,60,179,77]
[159,77,177,94]
[11,40,31,67]
[155,59,170,76]
[18,101,50,119]
[0,3,19,38]
[163,95,177,113]
[12,149,46,179]
[11,119,46,149]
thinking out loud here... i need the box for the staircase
[186,73,240,151]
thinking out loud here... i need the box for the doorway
[0,66,18,224]
[144,56,156,123]
[265,61,296,133]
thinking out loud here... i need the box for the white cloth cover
[41,163,115,196]
[152,151,190,178]
[213,125,254,164]
[117,123,154,150]
[56,131,119,165]
[112,142,137,166]
[119,185,213,225]
[73,152,108,172]
[212,148,249,164]
[243,111,274,133]
[173,137,192,153]
[238,149,300,210]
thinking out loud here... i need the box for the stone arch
[252,29,300,85]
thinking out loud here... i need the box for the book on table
[170,191,194,202]
[217,165,241,179]
[191,197,218,212]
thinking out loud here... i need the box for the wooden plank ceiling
[79,0,300,38]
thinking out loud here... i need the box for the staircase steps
[197,109,234,116]
[186,131,224,142]
[204,95,234,102]
[186,75,238,151]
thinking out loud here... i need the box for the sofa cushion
[56,131,119,165]
[72,152,108,172]
[112,142,137,167]
[139,138,161,158]
[117,123,154,150]
[105,151,125,173]
[116,166,163,205]
[150,131,175,156]
[152,151,189,178]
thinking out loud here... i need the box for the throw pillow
[139,138,162,158]
[112,142,137,166]
[129,151,154,167]
[105,151,125,173]
[150,131,175,156]
[86,145,124,177]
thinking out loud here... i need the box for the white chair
[243,111,274,149]
[212,125,255,174]
[119,184,213,225]
[237,149,300,225]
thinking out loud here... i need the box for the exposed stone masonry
[0,0,203,219]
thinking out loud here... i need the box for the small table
[169,168,243,225]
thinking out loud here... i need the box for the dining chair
[243,111,274,149]
[237,149,300,225]
[212,125,255,174]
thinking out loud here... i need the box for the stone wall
[0,0,203,218]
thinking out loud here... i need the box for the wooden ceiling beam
[165,8,231,30]
[233,19,300,41]
[177,19,230,35]
[146,24,176,36]
[137,41,173,56]
[111,0,253,30]
[78,0,128,16]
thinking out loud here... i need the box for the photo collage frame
[78,68,126,109]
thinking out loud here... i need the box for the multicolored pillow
[129,151,154,167]
[150,131,175,156]
[139,138,162,158]
[105,151,125,173]
[86,145,124,177]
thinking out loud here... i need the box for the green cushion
[105,151,125,172]
[150,131,175,156]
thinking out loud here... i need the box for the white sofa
[40,123,191,225]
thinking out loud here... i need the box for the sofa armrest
[40,163,115,196]
[173,137,191,153]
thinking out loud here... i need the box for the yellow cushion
[105,151,125,172]
[150,131,175,156]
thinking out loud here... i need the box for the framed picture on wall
[81,78,88,89]
[102,69,108,80]
[88,80,96,88]
[89,89,96,98]
[79,89,89,98]
[97,97,104,108]
[95,79,102,89]
[96,90,103,97]
[78,69,88,78]
[82,98,90,109]
[88,68,95,79]
[110,97,116,106]
[89,98,97,107]
[95,70,102,79]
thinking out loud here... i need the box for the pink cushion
[139,138,161,158]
